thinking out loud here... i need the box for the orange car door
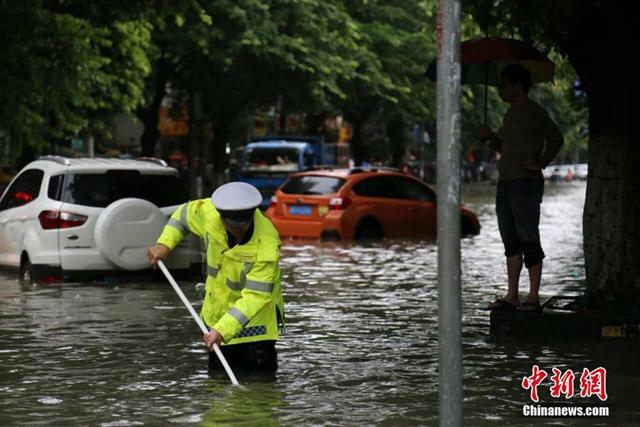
[382,176,420,237]
[351,176,411,237]
[400,177,437,238]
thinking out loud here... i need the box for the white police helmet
[211,182,262,211]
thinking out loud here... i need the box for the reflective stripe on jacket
[157,199,284,345]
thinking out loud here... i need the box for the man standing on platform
[480,64,564,312]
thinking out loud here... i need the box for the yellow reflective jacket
[157,199,284,345]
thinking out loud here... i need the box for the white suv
[0,156,199,283]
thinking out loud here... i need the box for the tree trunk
[583,135,640,313]
[569,5,640,313]
[387,113,406,168]
[351,121,365,165]
[138,57,168,157]
[211,123,229,188]
[345,115,366,165]
[186,92,207,198]
[582,73,640,313]
[304,113,326,136]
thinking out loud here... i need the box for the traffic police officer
[147,182,284,372]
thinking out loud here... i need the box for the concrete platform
[489,296,640,339]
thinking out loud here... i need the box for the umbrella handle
[484,62,489,125]
[157,260,240,386]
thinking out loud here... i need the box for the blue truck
[237,136,333,209]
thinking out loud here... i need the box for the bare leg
[504,254,523,304]
[526,261,542,304]
[488,254,524,309]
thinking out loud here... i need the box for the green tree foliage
[127,0,364,159]
[338,0,436,164]
[134,1,216,156]
[0,0,151,157]
[2,0,585,173]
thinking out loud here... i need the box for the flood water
[1,181,639,426]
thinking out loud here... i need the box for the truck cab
[238,139,325,209]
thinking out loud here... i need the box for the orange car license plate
[289,205,312,216]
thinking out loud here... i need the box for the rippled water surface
[1,182,639,426]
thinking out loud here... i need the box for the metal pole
[436,0,462,425]
[484,64,489,125]
[88,136,95,159]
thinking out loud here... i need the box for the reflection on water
[1,182,639,425]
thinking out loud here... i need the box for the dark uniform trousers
[208,340,278,373]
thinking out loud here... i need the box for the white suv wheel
[20,257,34,284]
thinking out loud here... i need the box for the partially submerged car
[574,163,588,180]
[0,156,199,283]
[550,164,576,182]
[266,168,480,240]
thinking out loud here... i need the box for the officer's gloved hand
[204,329,222,352]
[147,244,170,268]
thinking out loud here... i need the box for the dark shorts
[496,175,545,268]
[209,340,278,375]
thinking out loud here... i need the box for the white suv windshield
[56,170,187,208]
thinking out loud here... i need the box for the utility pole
[436,0,462,425]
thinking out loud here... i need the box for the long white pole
[157,260,239,385]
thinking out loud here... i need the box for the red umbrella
[458,38,554,84]
[427,37,555,122]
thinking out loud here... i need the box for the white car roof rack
[37,155,71,166]
[136,157,168,167]
[37,155,169,168]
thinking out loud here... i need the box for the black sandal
[519,301,542,313]
[486,298,519,311]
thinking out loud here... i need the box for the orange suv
[265,168,480,240]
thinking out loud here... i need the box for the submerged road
[1,181,638,425]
